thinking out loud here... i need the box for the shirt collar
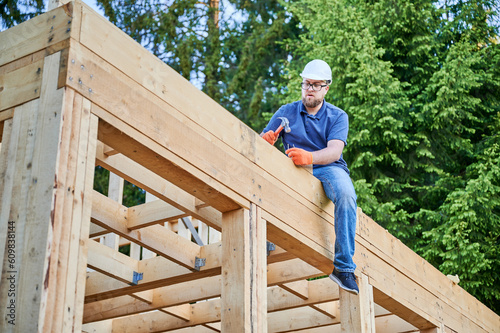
[299,100,326,120]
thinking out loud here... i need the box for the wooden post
[221,204,267,332]
[100,172,123,251]
[339,273,376,332]
[47,0,70,11]
[0,52,98,332]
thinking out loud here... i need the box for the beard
[302,96,323,109]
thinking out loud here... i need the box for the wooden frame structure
[0,1,498,332]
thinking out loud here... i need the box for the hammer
[275,117,291,135]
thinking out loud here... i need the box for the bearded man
[260,59,359,294]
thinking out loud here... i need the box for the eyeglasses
[301,82,328,91]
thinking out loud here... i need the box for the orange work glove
[262,130,279,145]
[285,148,313,166]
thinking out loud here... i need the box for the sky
[71,0,104,16]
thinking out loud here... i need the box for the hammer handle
[275,125,284,135]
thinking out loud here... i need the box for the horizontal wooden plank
[0,59,43,111]
[84,276,337,324]
[0,2,76,66]
[127,199,187,230]
[95,141,224,231]
[357,213,499,332]
[91,190,200,270]
[84,248,319,306]
[87,240,138,284]
[96,118,242,212]
[108,295,394,333]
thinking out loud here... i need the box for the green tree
[0,0,44,29]
[283,0,419,237]
[282,0,500,313]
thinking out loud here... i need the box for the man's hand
[261,130,279,145]
[286,148,313,166]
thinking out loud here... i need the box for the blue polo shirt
[263,100,350,174]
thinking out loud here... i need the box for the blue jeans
[313,166,357,272]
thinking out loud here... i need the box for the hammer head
[277,117,291,133]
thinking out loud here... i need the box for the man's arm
[311,139,345,165]
[286,139,344,166]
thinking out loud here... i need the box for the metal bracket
[194,257,206,271]
[131,271,143,285]
[267,241,276,256]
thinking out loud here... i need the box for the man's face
[301,79,329,109]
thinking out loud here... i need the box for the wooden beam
[103,293,403,333]
[0,117,18,283]
[339,273,375,333]
[357,212,498,332]
[106,282,337,332]
[0,101,38,330]
[0,58,43,112]
[100,171,123,251]
[84,251,320,309]
[84,254,216,303]
[0,108,15,142]
[61,95,98,333]
[0,2,77,67]
[311,301,338,319]
[279,280,309,300]
[160,304,191,322]
[268,306,340,332]
[95,141,223,230]
[220,206,267,332]
[127,199,187,230]
[96,116,242,213]
[374,314,419,332]
[1,53,68,332]
[91,190,200,270]
[83,260,325,323]
[87,240,138,284]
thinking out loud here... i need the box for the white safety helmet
[300,59,332,84]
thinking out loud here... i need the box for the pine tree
[283,0,500,313]
[0,0,44,29]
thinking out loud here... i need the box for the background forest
[2,0,499,314]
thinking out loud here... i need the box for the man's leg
[313,166,358,294]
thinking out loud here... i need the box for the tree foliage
[0,0,44,29]
[283,0,500,313]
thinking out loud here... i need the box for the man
[261,59,359,294]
